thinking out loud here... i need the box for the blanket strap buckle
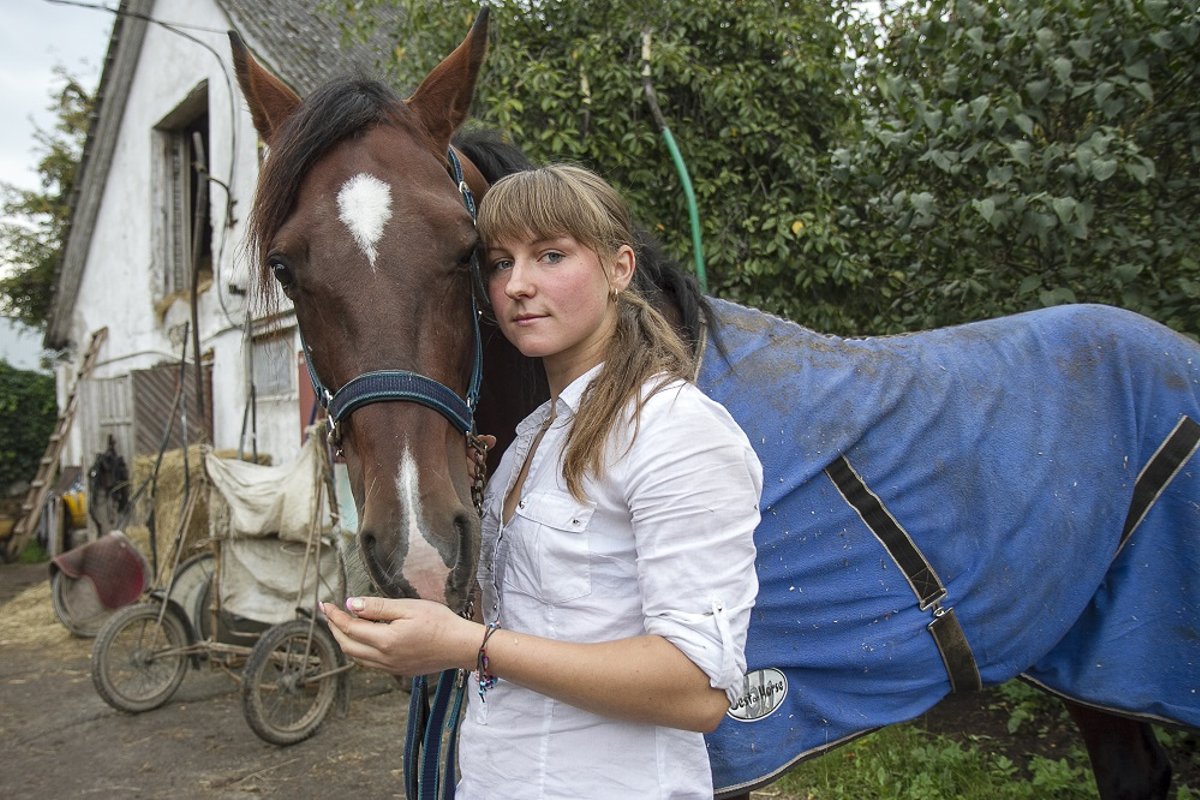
[825,454,982,693]
[927,601,981,693]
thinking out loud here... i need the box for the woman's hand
[326,598,728,730]
[321,597,481,677]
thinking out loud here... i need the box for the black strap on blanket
[825,454,983,693]
[1119,415,1200,553]
[404,669,467,800]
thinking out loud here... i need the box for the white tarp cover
[205,432,333,543]
[219,537,342,624]
[205,433,343,623]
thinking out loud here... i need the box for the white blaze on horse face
[336,173,392,268]
[397,443,449,600]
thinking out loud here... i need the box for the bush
[0,359,57,492]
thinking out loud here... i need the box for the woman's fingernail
[346,597,365,612]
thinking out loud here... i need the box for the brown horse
[230,10,1197,799]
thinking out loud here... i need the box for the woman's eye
[542,251,564,264]
[489,259,513,272]
[270,260,295,290]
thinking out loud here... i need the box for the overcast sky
[1,0,113,189]
[1,0,113,368]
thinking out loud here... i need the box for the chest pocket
[511,490,596,604]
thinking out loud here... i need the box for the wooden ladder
[3,327,108,560]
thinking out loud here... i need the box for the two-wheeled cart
[90,431,353,745]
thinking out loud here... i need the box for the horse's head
[230,11,491,611]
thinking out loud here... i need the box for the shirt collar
[515,362,604,437]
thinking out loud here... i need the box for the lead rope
[401,221,490,800]
[404,434,487,800]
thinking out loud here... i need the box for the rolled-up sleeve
[618,384,763,702]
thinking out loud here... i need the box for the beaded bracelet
[475,621,501,702]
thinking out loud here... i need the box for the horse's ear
[405,6,490,149]
[228,30,301,143]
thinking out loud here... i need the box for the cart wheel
[91,601,190,713]
[241,619,343,745]
[167,552,214,638]
[51,571,111,637]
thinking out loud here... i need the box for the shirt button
[518,500,526,509]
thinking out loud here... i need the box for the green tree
[336,1,1198,338]
[833,0,1200,335]
[339,0,873,331]
[0,359,56,490]
[0,68,94,331]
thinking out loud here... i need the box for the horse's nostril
[358,530,383,581]
[451,513,480,572]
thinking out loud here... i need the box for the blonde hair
[478,165,695,499]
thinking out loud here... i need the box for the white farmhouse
[45,0,404,479]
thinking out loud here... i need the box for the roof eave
[44,0,154,351]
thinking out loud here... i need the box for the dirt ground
[1,561,410,800]
[3,560,1196,799]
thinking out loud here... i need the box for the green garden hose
[641,32,708,293]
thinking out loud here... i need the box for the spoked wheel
[51,571,111,637]
[241,619,344,745]
[91,601,191,713]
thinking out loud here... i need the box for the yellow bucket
[62,491,88,529]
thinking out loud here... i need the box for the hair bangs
[478,166,630,258]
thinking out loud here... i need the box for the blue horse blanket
[696,300,1200,795]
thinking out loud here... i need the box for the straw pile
[0,579,76,653]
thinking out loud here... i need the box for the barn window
[153,82,212,299]
[251,331,296,398]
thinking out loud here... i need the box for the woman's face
[485,233,633,392]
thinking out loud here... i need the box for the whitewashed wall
[62,0,302,469]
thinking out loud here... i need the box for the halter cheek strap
[450,148,494,320]
[302,148,485,443]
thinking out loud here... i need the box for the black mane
[454,128,535,179]
[249,77,420,277]
[453,129,713,353]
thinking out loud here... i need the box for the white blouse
[457,365,762,799]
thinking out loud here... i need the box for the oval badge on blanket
[728,668,788,722]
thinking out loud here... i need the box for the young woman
[323,165,762,799]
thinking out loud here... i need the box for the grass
[16,540,48,563]
[765,724,1097,800]
[759,680,1199,800]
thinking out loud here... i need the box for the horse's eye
[459,243,481,269]
[270,259,295,290]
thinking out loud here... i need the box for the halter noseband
[302,148,486,443]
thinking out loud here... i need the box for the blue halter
[303,148,485,442]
